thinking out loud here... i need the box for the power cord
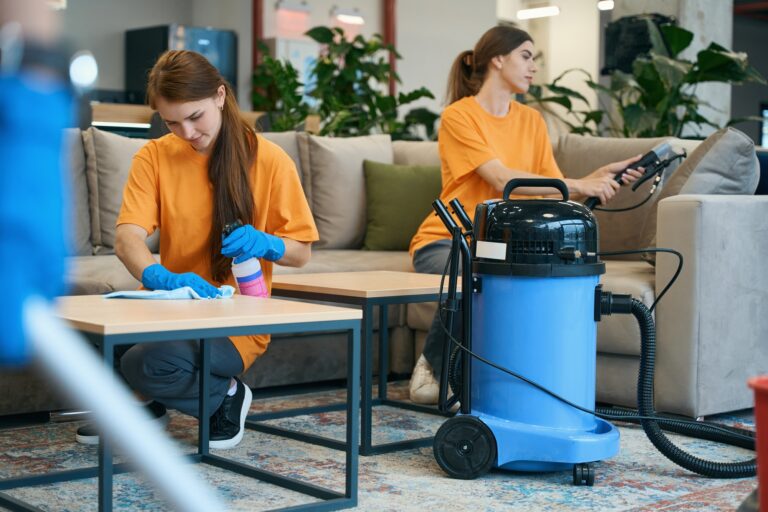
[434,247,755,444]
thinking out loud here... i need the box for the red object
[749,376,768,510]
[383,0,396,97]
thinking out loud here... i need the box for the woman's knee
[120,343,194,394]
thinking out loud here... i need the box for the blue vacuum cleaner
[431,179,617,485]
[430,177,757,485]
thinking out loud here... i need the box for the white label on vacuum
[476,241,507,260]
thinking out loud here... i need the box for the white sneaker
[409,355,439,405]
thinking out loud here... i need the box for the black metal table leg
[345,322,360,503]
[98,340,114,512]
[360,303,375,455]
[199,338,211,456]
[378,304,389,400]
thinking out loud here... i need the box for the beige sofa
[3,126,766,420]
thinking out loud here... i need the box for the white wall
[59,0,742,131]
[191,0,252,107]
[262,0,381,40]
[397,1,497,113]
[60,0,192,96]
[538,0,601,108]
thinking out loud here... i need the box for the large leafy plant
[527,20,766,138]
[252,27,439,140]
[251,46,311,132]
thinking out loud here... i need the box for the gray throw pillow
[82,127,152,254]
[297,133,393,249]
[639,127,759,262]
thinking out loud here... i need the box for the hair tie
[463,50,474,67]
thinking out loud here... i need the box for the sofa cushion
[297,133,393,249]
[272,249,414,275]
[392,140,439,166]
[260,131,305,199]
[82,128,153,254]
[64,128,92,256]
[362,160,442,251]
[638,127,760,262]
[65,254,146,294]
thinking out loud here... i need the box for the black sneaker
[209,378,252,450]
[75,401,168,445]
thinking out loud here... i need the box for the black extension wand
[584,141,676,210]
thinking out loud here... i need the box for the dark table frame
[0,318,361,512]
[251,290,449,456]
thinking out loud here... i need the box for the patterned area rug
[0,383,757,511]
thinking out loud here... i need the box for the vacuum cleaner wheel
[433,416,497,480]
[572,462,595,486]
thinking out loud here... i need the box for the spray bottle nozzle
[222,220,243,239]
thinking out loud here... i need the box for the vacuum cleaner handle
[503,178,569,202]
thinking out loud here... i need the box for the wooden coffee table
[0,295,362,512]
[264,270,459,456]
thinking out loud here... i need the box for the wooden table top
[271,270,460,299]
[56,295,362,336]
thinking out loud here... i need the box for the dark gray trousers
[412,240,462,379]
[120,337,244,418]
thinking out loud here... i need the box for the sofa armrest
[655,194,768,416]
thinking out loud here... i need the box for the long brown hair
[446,25,533,104]
[146,50,257,283]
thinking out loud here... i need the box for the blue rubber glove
[221,225,286,262]
[141,264,221,298]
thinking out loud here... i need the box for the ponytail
[446,50,480,105]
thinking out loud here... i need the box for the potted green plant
[252,27,439,139]
[303,26,437,139]
[526,19,766,138]
[251,44,311,132]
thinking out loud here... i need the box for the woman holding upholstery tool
[76,50,318,449]
[408,25,644,405]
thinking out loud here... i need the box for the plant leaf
[632,58,666,107]
[691,45,766,84]
[583,110,604,125]
[305,26,335,44]
[643,17,669,57]
[660,25,693,58]
[546,84,588,104]
[540,96,573,110]
[651,54,690,90]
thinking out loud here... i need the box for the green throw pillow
[363,160,442,251]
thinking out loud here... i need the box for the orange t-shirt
[117,133,319,369]
[409,97,563,255]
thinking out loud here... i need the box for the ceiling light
[331,7,365,25]
[597,1,615,11]
[516,6,560,20]
[275,0,310,13]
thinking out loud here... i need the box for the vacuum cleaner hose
[631,298,757,478]
[595,405,755,450]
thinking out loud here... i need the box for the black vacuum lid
[472,179,604,277]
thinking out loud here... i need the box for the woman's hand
[221,224,286,262]
[141,263,221,298]
[570,155,645,205]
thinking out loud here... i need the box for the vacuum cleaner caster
[433,416,497,480]
[572,463,595,486]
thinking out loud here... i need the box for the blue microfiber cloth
[104,285,235,300]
